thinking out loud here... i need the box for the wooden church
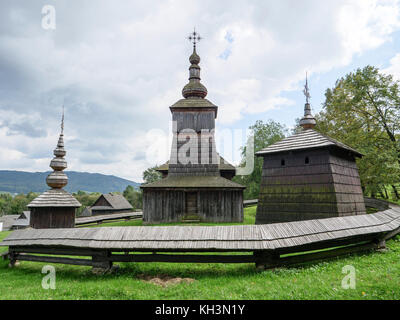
[28,112,81,228]
[141,31,245,224]
[255,79,366,224]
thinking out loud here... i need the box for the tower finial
[46,108,68,189]
[299,73,316,130]
[182,28,208,99]
[61,105,64,135]
[303,72,311,104]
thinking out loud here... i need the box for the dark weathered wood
[382,226,400,241]
[30,207,76,229]
[244,199,258,208]
[257,147,366,224]
[14,254,93,266]
[276,242,377,267]
[10,246,105,257]
[364,197,390,211]
[109,253,255,263]
[91,251,112,269]
[143,189,243,224]
[274,233,382,255]
[254,251,280,270]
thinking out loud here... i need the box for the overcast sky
[1,0,400,182]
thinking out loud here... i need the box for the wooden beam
[382,226,400,241]
[109,253,255,264]
[14,254,93,266]
[274,242,377,267]
[11,246,105,257]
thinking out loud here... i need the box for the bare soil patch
[138,274,196,287]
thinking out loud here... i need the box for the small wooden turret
[28,108,81,228]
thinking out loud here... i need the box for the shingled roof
[27,189,81,208]
[141,175,245,189]
[99,193,133,210]
[156,154,236,172]
[170,98,217,110]
[256,129,363,157]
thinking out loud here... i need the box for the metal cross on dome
[188,28,202,48]
[303,72,311,104]
[61,105,64,134]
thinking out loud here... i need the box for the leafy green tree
[316,65,400,197]
[73,191,101,215]
[233,120,287,200]
[123,185,142,210]
[143,166,162,184]
[0,193,12,216]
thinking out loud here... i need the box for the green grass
[0,207,399,300]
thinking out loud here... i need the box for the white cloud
[0,0,399,181]
[383,53,400,79]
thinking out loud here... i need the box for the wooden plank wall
[30,207,75,229]
[143,189,243,223]
[143,190,185,223]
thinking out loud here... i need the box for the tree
[123,185,142,210]
[72,191,101,216]
[316,65,400,197]
[143,166,162,184]
[233,120,287,199]
[0,193,12,216]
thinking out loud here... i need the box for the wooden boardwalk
[75,212,142,226]
[1,205,399,270]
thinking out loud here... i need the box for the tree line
[0,186,143,216]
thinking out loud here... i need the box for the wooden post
[91,250,112,273]
[8,251,17,268]
[374,238,387,251]
[254,251,280,270]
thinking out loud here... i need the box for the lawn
[0,206,399,300]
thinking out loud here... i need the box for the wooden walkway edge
[75,212,142,226]
[1,205,400,271]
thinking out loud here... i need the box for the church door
[185,192,198,215]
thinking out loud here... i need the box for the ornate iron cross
[303,73,311,104]
[188,28,202,48]
[61,105,64,134]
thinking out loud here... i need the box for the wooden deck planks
[2,207,400,252]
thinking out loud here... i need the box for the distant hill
[0,170,141,194]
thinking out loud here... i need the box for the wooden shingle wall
[256,147,365,224]
[329,149,366,216]
[169,111,219,177]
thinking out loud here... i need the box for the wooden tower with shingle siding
[141,31,245,224]
[28,111,81,228]
[255,78,366,224]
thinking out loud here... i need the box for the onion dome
[46,112,68,189]
[182,46,208,99]
[299,74,316,130]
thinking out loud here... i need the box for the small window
[305,157,310,164]
[281,159,286,166]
